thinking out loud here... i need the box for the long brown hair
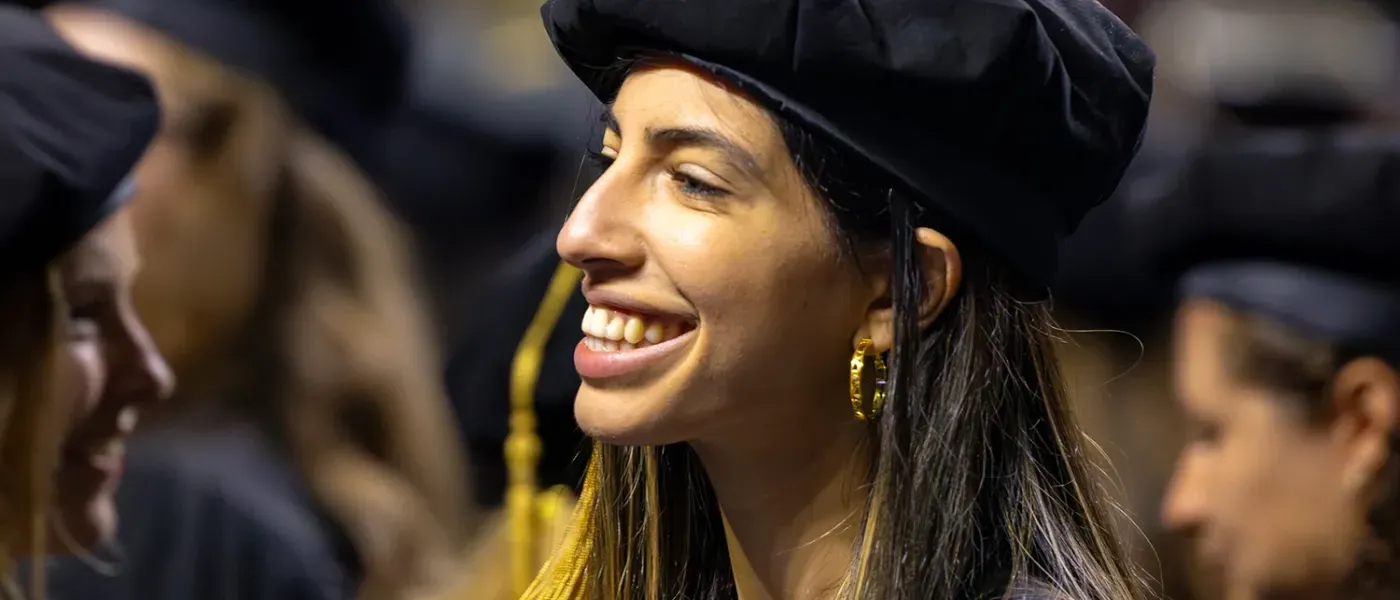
[102,34,472,598]
[0,268,63,600]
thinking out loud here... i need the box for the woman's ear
[1331,357,1400,495]
[854,227,962,353]
[914,227,961,328]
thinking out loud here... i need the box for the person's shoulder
[46,423,354,600]
[123,423,357,577]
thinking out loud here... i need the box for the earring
[849,338,887,420]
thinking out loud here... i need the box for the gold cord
[507,261,584,597]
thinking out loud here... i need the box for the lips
[60,437,125,484]
[574,303,697,380]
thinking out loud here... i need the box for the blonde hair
[121,37,473,598]
[0,268,63,600]
[278,128,473,597]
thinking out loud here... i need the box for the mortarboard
[69,0,411,174]
[1131,127,1400,359]
[1052,145,1179,332]
[0,4,159,281]
[541,0,1156,290]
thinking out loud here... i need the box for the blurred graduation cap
[0,3,159,281]
[1051,148,1178,333]
[65,0,412,176]
[1054,0,1400,331]
[377,15,600,239]
[1130,127,1400,360]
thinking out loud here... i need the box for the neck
[691,406,869,600]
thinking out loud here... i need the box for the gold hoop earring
[849,338,887,420]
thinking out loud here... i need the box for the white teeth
[597,308,608,334]
[605,314,625,341]
[623,317,645,344]
[582,307,605,337]
[581,305,691,353]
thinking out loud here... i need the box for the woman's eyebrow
[604,106,762,178]
[646,126,761,179]
[601,107,621,136]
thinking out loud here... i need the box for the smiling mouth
[61,437,125,478]
[580,305,694,352]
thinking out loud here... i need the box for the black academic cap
[1052,143,1179,331]
[542,0,1156,289]
[76,0,411,172]
[0,5,159,281]
[378,29,599,237]
[1130,128,1400,357]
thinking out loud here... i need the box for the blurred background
[27,0,1400,599]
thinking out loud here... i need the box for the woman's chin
[51,496,117,555]
[574,386,693,447]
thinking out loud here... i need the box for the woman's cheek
[60,340,106,424]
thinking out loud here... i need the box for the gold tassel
[507,261,584,597]
[523,450,601,599]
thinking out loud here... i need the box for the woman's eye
[669,168,727,198]
[1191,421,1222,446]
[65,302,106,340]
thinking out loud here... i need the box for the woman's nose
[1161,454,1207,534]
[115,309,176,403]
[556,165,645,278]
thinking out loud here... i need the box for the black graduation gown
[45,422,360,600]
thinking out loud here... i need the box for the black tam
[0,4,158,281]
[542,0,1156,288]
[1130,128,1400,358]
[75,0,411,172]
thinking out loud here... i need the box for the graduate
[1141,111,1400,600]
[511,0,1158,598]
[0,5,168,597]
[42,1,470,598]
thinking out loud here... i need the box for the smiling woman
[0,6,164,599]
[526,1,1157,599]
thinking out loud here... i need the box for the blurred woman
[525,0,1157,598]
[1138,128,1400,600]
[0,5,168,597]
[44,3,471,599]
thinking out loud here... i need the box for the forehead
[611,65,785,161]
[1174,299,1236,394]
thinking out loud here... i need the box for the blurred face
[54,211,175,548]
[1163,299,1366,600]
[48,7,286,371]
[558,64,881,446]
